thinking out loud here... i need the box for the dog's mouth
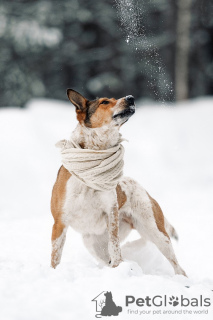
[113,106,135,121]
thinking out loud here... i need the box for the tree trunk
[175,0,192,101]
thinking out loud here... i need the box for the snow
[115,0,174,103]
[0,97,213,319]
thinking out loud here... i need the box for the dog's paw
[109,259,123,268]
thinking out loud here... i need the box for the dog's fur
[51,89,186,276]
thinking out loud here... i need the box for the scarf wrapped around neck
[56,139,125,192]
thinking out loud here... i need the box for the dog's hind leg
[125,181,186,275]
[133,194,187,276]
[51,222,67,268]
[136,220,186,276]
[118,178,186,276]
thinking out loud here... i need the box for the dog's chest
[62,176,116,235]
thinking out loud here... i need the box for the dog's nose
[125,95,135,105]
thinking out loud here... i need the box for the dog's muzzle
[125,95,135,106]
[113,95,135,121]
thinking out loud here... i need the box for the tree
[0,0,212,107]
[175,0,192,100]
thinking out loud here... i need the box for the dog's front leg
[51,222,67,269]
[107,205,122,268]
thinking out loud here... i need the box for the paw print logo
[169,296,179,307]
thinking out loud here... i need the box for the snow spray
[114,0,174,103]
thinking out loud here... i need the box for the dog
[50,89,186,276]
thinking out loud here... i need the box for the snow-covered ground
[0,97,213,319]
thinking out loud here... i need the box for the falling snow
[115,0,174,103]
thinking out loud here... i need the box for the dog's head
[67,89,135,128]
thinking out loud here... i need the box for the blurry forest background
[0,0,212,107]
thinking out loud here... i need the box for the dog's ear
[67,89,87,111]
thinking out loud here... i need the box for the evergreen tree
[0,0,212,107]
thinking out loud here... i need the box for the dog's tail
[164,218,179,241]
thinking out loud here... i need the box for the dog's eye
[100,100,109,105]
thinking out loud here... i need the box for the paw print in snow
[169,296,179,307]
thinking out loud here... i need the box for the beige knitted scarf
[56,138,125,192]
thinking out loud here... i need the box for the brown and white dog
[51,89,186,276]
